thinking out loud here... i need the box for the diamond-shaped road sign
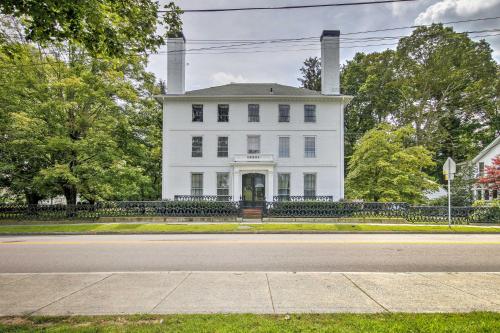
[443,157,456,180]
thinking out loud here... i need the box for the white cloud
[415,0,500,24]
[210,72,250,86]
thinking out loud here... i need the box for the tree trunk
[63,184,78,205]
[25,192,42,205]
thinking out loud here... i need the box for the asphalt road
[0,234,499,273]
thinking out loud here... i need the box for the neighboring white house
[156,31,352,202]
[471,136,500,201]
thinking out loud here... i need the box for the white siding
[162,98,344,200]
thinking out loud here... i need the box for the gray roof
[185,83,322,96]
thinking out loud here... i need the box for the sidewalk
[1,272,499,315]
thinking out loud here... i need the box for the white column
[266,169,274,202]
[233,169,240,201]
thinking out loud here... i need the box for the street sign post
[443,157,456,227]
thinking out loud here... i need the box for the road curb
[1,231,500,236]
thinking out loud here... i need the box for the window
[217,173,229,199]
[278,173,290,198]
[247,135,260,154]
[218,104,229,122]
[191,173,203,196]
[479,162,485,177]
[217,136,228,157]
[192,104,203,122]
[304,105,316,122]
[191,136,203,157]
[476,190,482,200]
[248,104,260,122]
[484,190,490,200]
[304,136,316,158]
[279,136,290,158]
[279,104,290,122]
[304,173,316,197]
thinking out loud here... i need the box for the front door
[242,173,265,207]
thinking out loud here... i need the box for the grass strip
[0,313,499,332]
[0,223,499,234]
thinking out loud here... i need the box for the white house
[472,136,500,200]
[156,31,352,203]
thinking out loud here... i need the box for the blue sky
[147,0,500,90]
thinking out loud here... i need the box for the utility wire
[159,0,420,13]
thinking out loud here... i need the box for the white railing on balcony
[233,154,274,162]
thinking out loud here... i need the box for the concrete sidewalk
[0,272,499,315]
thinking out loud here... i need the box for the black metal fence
[0,200,498,224]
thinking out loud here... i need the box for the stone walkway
[0,272,499,315]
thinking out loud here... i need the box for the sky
[147,0,500,91]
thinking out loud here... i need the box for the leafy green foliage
[0,1,183,57]
[338,24,499,179]
[0,42,162,204]
[346,124,438,203]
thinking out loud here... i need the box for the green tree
[0,42,162,204]
[395,24,499,174]
[0,1,183,57]
[341,50,401,172]
[346,124,438,203]
[298,57,321,91]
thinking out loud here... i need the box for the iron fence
[0,200,498,223]
[272,195,334,202]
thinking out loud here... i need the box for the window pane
[304,105,316,122]
[192,104,203,122]
[191,173,203,196]
[217,137,228,157]
[217,173,229,198]
[247,135,260,154]
[304,174,316,197]
[278,173,290,196]
[248,104,260,122]
[304,136,316,158]
[218,104,229,122]
[279,136,290,158]
[279,104,290,122]
[192,136,203,157]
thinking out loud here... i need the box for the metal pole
[448,173,451,227]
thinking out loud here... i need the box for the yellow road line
[1,240,500,246]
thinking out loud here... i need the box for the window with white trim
[304,136,316,158]
[278,136,290,158]
[247,135,260,154]
[217,173,229,198]
[217,136,228,157]
[248,104,260,122]
[304,105,316,122]
[304,173,316,197]
[192,104,203,122]
[191,136,202,157]
[279,104,290,122]
[191,173,203,196]
[218,104,229,122]
[278,173,290,197]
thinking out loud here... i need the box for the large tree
[0,42,162,204]
[0,1,183,57]
[346,124,438,203]
[306,24,499,180]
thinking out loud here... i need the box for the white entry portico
[231,154,275,202]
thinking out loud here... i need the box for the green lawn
[0,222,499,234]
[0,313,499,332]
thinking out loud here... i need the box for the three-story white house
[156,31,352,203]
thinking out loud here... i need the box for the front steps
[242,208,263,219]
